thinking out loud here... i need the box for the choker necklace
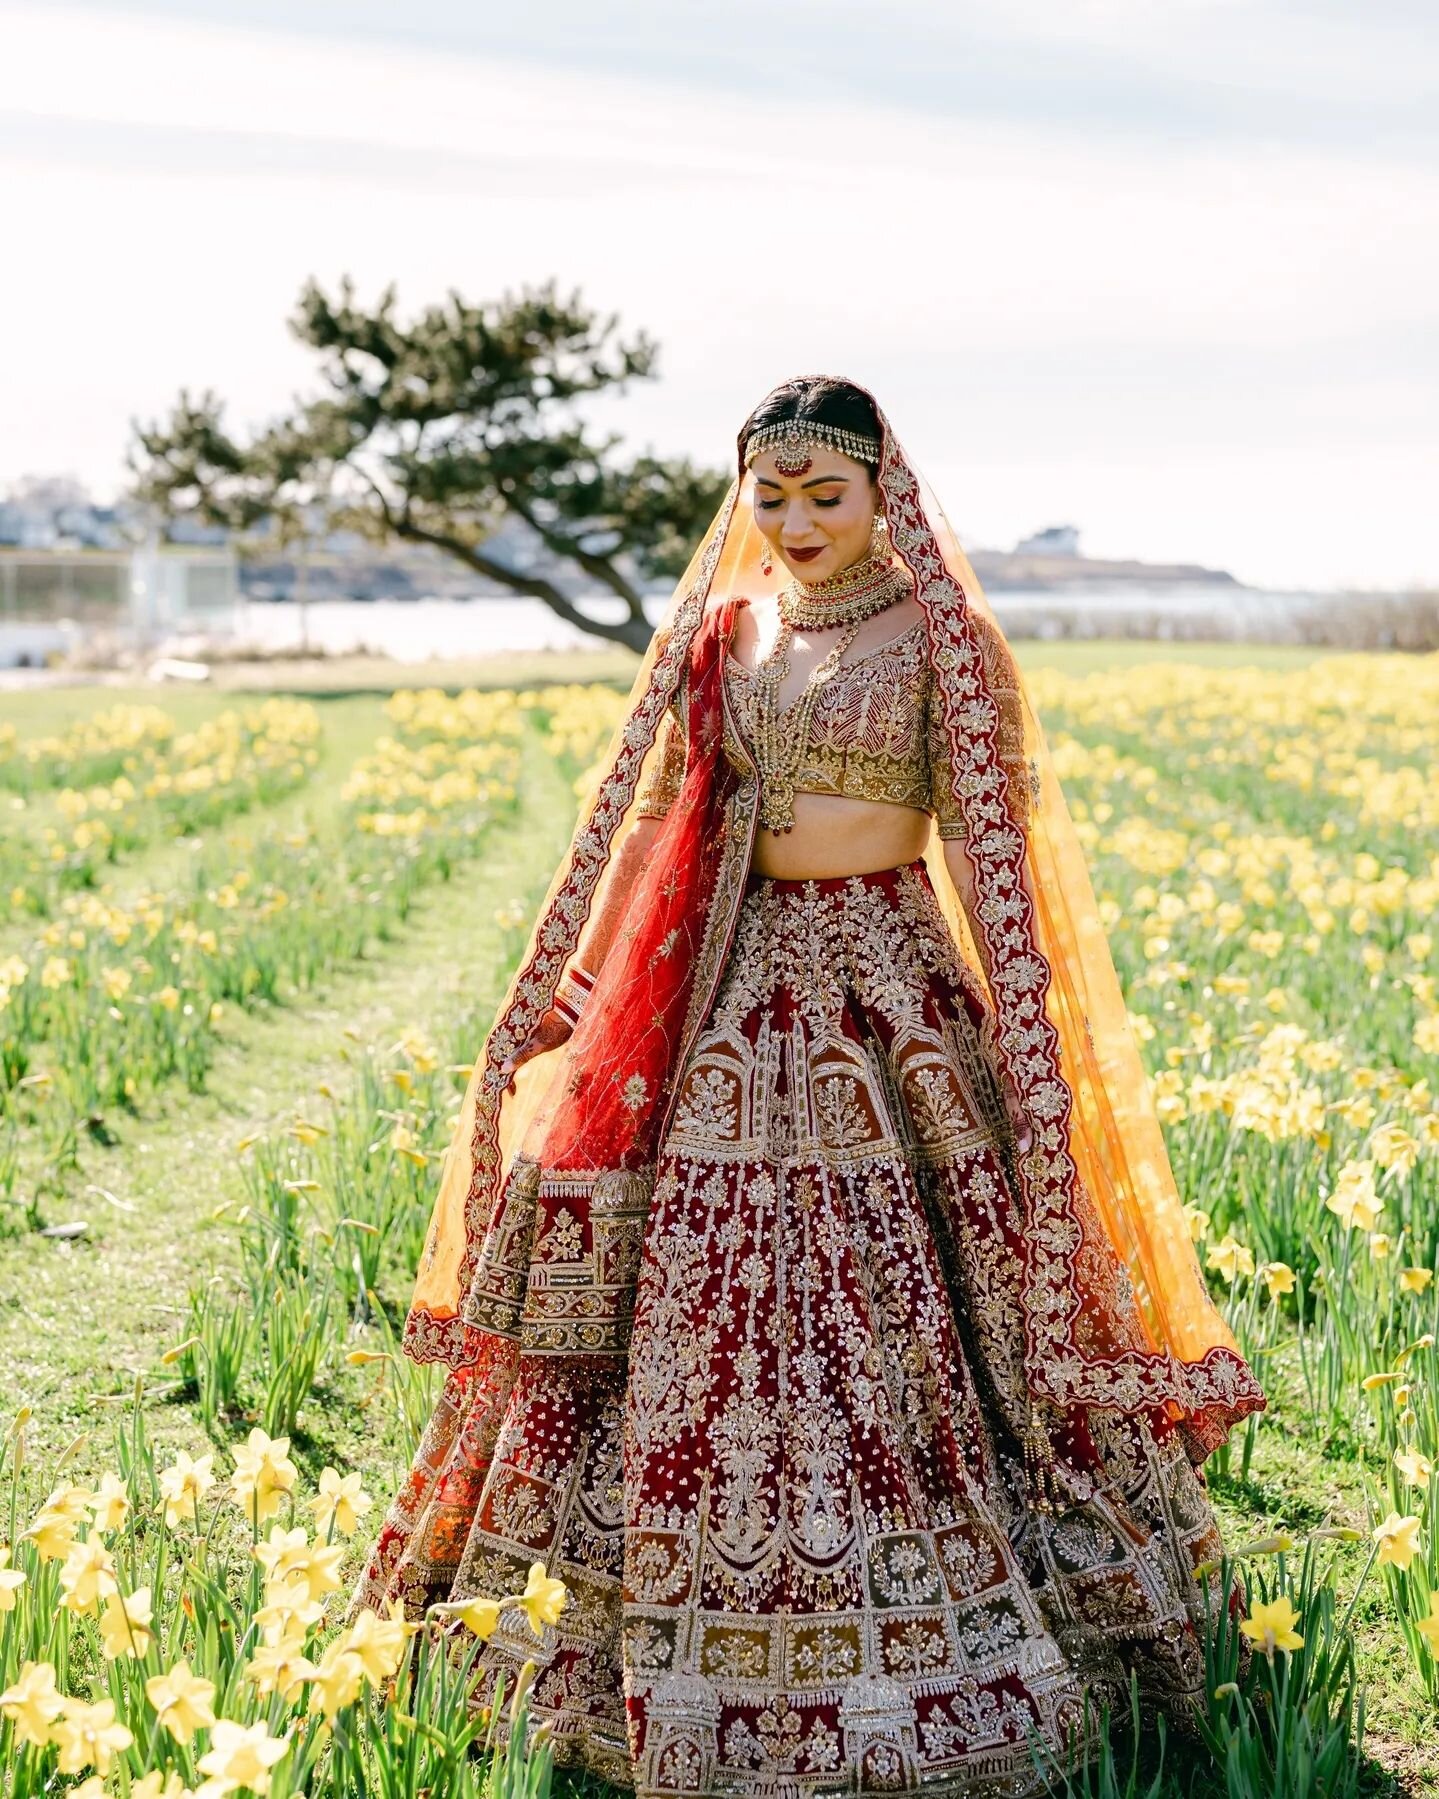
[778,548,913,632]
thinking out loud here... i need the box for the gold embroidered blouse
[634,611,1034,841]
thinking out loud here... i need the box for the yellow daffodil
[341,1599,418,1686]
[132,1773,196,1799]
[51,1695,134,1775]
[432,1593,506,1639]
[23,1482,94,1561]
[1237,1531,1298,1557]
[22,1508,79,1562]
[0,1544,26,1611]
[310,1467,373,1538]
[1369,1232,1394,1261]
[1361,1371,1403,1391]
[305,1637,366,1722]
[196,1718,291,1795]
[1183,1205,1210,1243]
[516,1561,569,1638]
[254,1526,345,1605]
[1394,1446,1433,1490]
[98,1585,154,1659]
[0,1659,66,1747]
[159,1449,216,1527]
[389,1122,428,1166]
[1206,1234,1255,1284]
[90,1471,130,1535]
[59,1535,118,1615]
[1416,1593,1439,1659]
[1373,1511,1423,1570]
[1239,1595,1304,1656]
[254,1577,326,1645]
[253,1524,311,1585]
[145,1659,217,1744]
[1333,1094,1377,1131]
[231,1427,298,1526]
[245,1638,317,1702]
[1260,1262,1295,1301]
[1369,1122,1421,1176]
[1400,1267,1435,1295]
[1325,1159,1383,1232]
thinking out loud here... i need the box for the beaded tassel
[1022,1404,1066,1516]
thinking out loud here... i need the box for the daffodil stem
[1337,1540,1379,1638]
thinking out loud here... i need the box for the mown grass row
[0,702,325,927]
[5,655,1439,1796]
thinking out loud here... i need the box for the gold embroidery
[719,616,1031,845]
[635,704,688,821]
[353,865,1238,1798]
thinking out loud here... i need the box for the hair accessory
[743,416,881,471]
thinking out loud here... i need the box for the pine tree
[127,276,729,652]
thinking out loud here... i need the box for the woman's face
[749,445,877,584]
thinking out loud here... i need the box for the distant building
[1015,524,1081,558]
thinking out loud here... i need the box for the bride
[350,375,1266,1796]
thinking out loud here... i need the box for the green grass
[1,641,1434,1797]
[0,706,571,1491]
[0,634,1341,718]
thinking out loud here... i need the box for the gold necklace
[748,616,865,833]
[778,548,913,633]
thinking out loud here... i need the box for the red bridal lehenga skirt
[352,860,1233,1798]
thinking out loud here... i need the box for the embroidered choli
[635,609,1034,841]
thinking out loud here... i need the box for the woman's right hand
[498,1008,575,1094]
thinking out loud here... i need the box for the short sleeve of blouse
[926,613,1033,841]
[925,678,968,841]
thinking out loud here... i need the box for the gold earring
[759,541,774,577]
[868,514,889,560]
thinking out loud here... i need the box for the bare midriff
[748,792,933,879]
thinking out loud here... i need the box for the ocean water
[230,583,1329,662]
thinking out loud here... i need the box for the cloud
[0,2,1434,588]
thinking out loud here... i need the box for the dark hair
[736,376,882,478]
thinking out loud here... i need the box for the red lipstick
[785,546,824,563]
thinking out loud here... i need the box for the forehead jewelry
[743,417,882,474]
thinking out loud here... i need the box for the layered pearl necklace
[746,548,914,833]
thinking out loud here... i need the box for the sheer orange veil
[405,375,1264,1462]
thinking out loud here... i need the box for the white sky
[0,2,1435,590]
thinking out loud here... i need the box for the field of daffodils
[1,646,1437,1798]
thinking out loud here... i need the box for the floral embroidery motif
[352,861,1240,1798]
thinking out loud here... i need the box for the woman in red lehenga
[349,376,1266,1796]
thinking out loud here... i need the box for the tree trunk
[395,520,654,656]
